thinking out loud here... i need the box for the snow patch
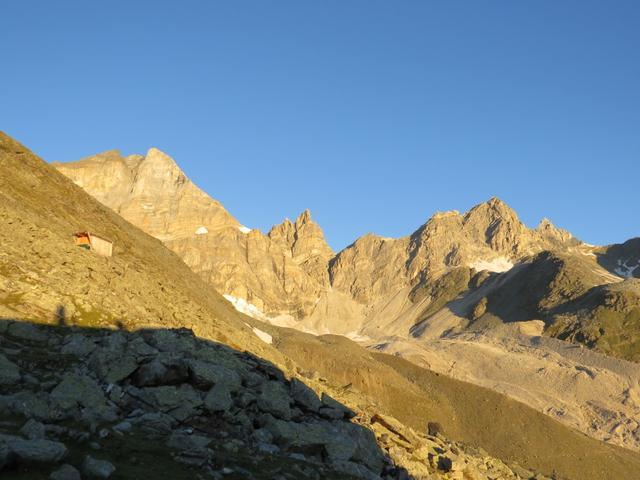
[195,226,208,235]
[225,295,325,337]
[238,225,251,234]
[245,323,273,344]
[469,257,514,273]
[614,260,640,279]
[224,294,268,320]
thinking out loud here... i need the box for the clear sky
[2,1,639,251]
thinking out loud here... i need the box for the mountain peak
[482,196,517,216]
[295,209,313,226]
[142,147,181,172]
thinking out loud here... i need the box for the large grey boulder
[127,337,158,358]
[19,419,45,440]
[133,357,189,387]
[148,329,194,353]
[257,381,292,420]
[319,393,355,420]
[187,359,242,391]
[204,383,233,412]
[131,412,176,436]
[0,353,21,385]
[90,351,138,384]
[7,391,63,422]
[7,438,67,463]
[50,373,106,410]
[137,385,202,421]
[266,419,331,456]
[290,378,322,412]
[61,334,97,357]
[82,455,115,478]
[166,432,212,451]
[50,373,117,424]
[50,463,82,480]
[336,422,384,474]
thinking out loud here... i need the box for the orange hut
[73,232,113,257]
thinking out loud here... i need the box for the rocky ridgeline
[0,320,545,480]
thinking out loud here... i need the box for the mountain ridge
[53,147,640,357]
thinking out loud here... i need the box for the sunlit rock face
[55,149,333,320]
[56,151,587,335]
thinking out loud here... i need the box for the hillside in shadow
[0,318,406,480]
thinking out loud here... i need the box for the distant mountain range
[55,148,640,362]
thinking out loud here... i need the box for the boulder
[266,419,329,453]
[7,438,67,463]
[257,381,292,420]
[82,455,115,478]
[91,352,139,384]
[319,393,355,420]
[187,359,242,391]
[148,329,194,353]
[337,422,385,475]
[19,419,46,440]
[7,391,63,422]
[131,412,176,436]
[204,383,233,412]
[61,334,97,357]
[290,378,322,412]
[166,432,211,451]
[133,358,189,387]
[127,337,158,358]
[50,373,107,411]
[50,464,82,480]
[137,385,202,421]
[50,372,117,425]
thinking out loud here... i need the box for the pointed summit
[476,196,519,218]
[536,217,576,245]
[143,147,180,170]
[295,209,313,226]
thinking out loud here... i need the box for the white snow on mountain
[469,257,514,273]
[614,260,639,278]
[224,294,268,320]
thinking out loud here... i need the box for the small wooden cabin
[74,232,113,257]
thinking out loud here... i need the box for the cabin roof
[73,231,113,243]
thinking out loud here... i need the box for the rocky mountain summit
[54,150,331,320]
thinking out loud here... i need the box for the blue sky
[1,1,639,251]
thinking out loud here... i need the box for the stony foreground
[0,320,544,479]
